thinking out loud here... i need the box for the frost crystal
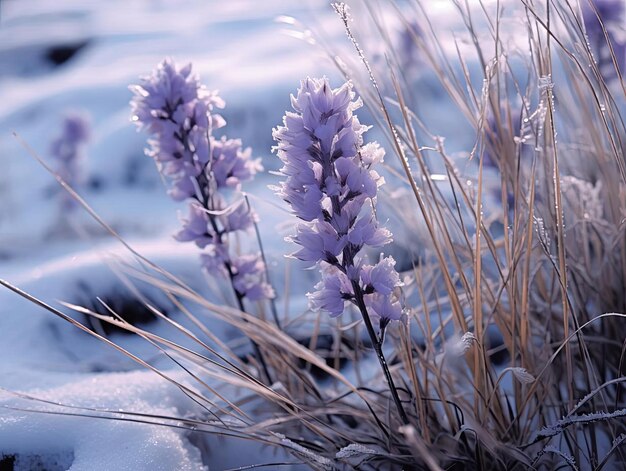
[511,367,535,384]
[132,59,273,302]
[274,77,403,320]
[336,443,381,459]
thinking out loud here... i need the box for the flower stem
[227,267,273,385]
[201,192,273,385]
[351,280,409,425]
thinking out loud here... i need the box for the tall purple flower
[273,77,403,324]
[131,59,273,304]
[50,111,91,210]
[274,77,408,424]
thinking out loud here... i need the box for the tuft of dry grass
[310,0,626,468]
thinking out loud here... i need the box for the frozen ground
[0,0,512,469]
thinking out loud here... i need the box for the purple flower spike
[130,58,225,200]
[277,75,409,421]
[274,78,403,321]
[132,59,273,304]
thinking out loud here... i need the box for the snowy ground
[0,0,512,469]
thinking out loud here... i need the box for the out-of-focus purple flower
[175,203,213,248]
[582,0,626,82]
[130,58,225,200]
[200,243,230,276]
[396,19,425,76]
[231,254,275,301]
[132,59,273,304]
[210,136,263,189]
[222,198,257,232]
[50,111,91,210]
[50,112,90,164]
[274,77,403,322]
[130,59,224,134]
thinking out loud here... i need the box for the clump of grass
[309,0,626,468]
[4,1,626,470]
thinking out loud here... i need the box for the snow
[1,371,206,471]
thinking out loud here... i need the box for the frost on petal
[291,221,347,266]
[360,256,401,295]
[360,141,385,166]
[364,293,402,321]
[347,216,392,248]
[308,264,354,317]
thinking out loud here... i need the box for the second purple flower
[131,59,274,304]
